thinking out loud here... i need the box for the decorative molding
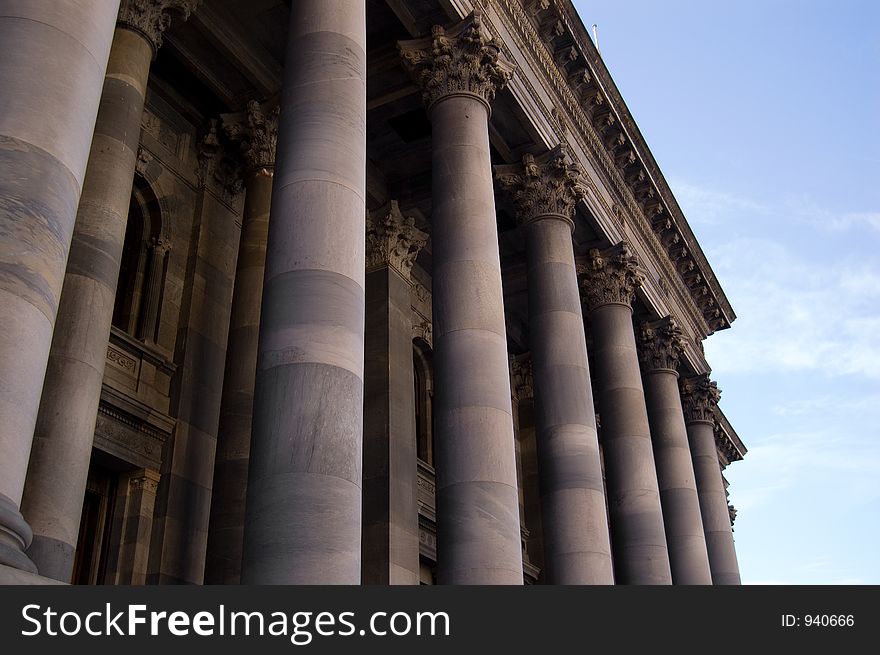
[491,0,712,337]
[221,99,279,173]
[128,469,161,495]
[638,316,684,373]
[680,374,721,424]
[494,143,584,230]
[398,10,515,116]
[577,241,643,311]
[366,200,428,279]
[118,0,200,54]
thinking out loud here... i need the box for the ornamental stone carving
[494,144,585,230]
[638,316,684,373]
[578,241,644,311]
[366,200,428,279]
[510,355,534,403]
[398,10,516,115]
[680,374,721,424]
[118,0,200,53]
[222,100,279,173]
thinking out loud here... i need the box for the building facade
[0,0,745,586]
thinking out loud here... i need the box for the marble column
[241,0,366,584]
[18,0,197,583]
[579,243,672,584]
[496,147,613,584]
[639,318,712,584]
[0,0,121,577]
[399,12,523,584]
[362,201,427,585]
[205,100,277,585]
[681,375,742,585]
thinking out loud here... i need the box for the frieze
[492,0,713,337]
[106,345,139,375]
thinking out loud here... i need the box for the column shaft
[527,218,613,584]
[430,96,522,584]
[241,0,366,584]
[643,370,712,584]
[590,303,671,583]
[688,420,741,584]
[362,266,420,585]
[204,169,271,584]
[0,0,120,575]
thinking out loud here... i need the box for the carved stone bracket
[221,99,279,174]
[118,0,200,54]
[680,374,721,424]
[494,143,584,230]
[638,316,684,373]
[398,10,516,116]
[577,241,643,311]
[366,200,428,280]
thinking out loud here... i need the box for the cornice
[550,0,735,333]
[493,0,711,336]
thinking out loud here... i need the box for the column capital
[118,0,200,54]
[638,316,684,373]
[577,241,644,311]
[494,144,585,230]
[366,200,428,280]
[398,10,515,117]
[222,100,279,174]
[509,354,534,403]
[680,374,721,424]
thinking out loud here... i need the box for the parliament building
[0,0,746,585]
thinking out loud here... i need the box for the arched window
[413,339,434,466]
[112,177,166,342]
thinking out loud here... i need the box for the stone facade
[0,0,745,586]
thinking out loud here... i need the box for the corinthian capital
[509,354,534,403]
[118,0,200,53]
[366,201,428,279]
[494,144,585,230]
[578,241,644,311]
[398,10,515,116]
[680,374,721,424]
[222,100,279,173]
[638,316,684,373]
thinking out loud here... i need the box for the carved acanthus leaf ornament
[222,100,279,173]
[578,241,644,311]
[366,201,428,279]
[399,10,516,115]
[638,316,684,372]
[494,144,585,229]
[118,0,200,53]
[680,374,721,424]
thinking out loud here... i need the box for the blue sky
[571,0,879,583]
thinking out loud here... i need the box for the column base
[0,563,65,585]
[0,493,38,574]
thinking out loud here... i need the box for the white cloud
[669,180,770,226]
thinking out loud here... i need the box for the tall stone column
[681,375,741,585]
[399,12,523,584]
[579,243,672,584]
[0,0,121,577]
[496,147,613,584]
[205,100,277,585]
[639,318,712,585]
[362,201,427,585]
[241,0,367,584]
[18,0,198,583]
